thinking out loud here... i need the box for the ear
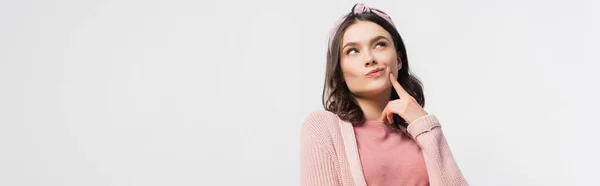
[396,56,402,71]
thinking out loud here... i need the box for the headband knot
[351,3,371,15]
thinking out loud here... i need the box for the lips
[365,68,384,77]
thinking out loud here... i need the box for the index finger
[389,73,410,98]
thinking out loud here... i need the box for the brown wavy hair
[322,13,425,129]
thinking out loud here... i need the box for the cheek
[374,51,398,66]
[340,59,365,88]
[340,58,363,78]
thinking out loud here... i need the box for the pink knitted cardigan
[300,110,468,186]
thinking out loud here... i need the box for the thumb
[378,109,386,123]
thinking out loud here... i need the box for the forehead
[341,20,392,45]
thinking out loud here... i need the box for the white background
[1,0,599,185]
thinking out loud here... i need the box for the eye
[346,48,358,55]
[375,42,387,49]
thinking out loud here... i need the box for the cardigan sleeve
[300,111,342,186]
[407,114,469,186]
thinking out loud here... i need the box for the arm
[407,115,468,186]
[380,74,467,185]
[300,112,341,186]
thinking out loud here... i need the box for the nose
[364,52,377,67]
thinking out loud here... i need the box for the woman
[300,3,468,186]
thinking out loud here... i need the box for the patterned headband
[328,3,397,51]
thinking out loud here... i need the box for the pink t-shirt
[353,120,430,186]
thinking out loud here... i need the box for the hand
[379,73,428,125]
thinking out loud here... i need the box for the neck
[354,88,392,121]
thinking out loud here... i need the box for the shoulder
[301,110,342,143]
[303,110,340,126]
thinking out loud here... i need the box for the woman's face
[340,20,400,98]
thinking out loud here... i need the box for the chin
[353,81,390,98]
[367,78,390,91]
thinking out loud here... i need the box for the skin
[339,20,428,125]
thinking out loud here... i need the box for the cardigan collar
[338,119,367,186]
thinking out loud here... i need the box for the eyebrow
[342,35,391,50]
